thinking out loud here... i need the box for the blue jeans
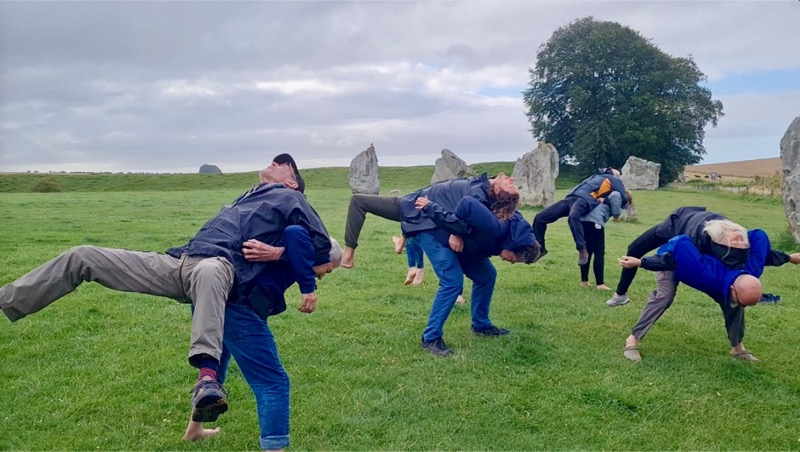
[405,236,425,268]
[418,232,497,342]
[217,303,291,450]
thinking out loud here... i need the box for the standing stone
[780,116,800,242]
[511,142,559,207]
[349,144,380,194]
[431,149,471,183]
[621,156,660,190]
[619,192,637,222]
[199,164,222,174]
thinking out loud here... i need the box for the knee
[64,245,101,263]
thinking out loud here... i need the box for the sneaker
[577,248,589,266]
[759,293,781,303]
[421,337,452,357]
[606,293,630,307]
[190,379,229,422]
[471,326,510,337]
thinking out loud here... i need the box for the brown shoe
[577,248,589,266]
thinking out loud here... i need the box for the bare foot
[456,295,467,304]
[596,284,611,291]
[183,421,221,442]
[412,268,425,285]
[392,236,406,254]
[341,246,355,269]
[404,268,417,285]
[580,281,589,287]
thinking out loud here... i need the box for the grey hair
[329,237,343,268]
[704,220,749,246]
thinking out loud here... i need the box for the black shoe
[531,248,548,264]
[577,248,589,266]
[190,379,229,422]
[421,337,452,357]
[471,326,510,337]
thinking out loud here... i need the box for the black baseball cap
[272,153,305,193]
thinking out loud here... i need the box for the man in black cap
[273,153,305,194]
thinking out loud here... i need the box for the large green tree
[523,17,724,185]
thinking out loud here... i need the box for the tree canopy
[523,17,724,185]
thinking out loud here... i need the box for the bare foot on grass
[183,421,221,442]
[404,268,417,285]
[596,284,611,291]
[341,246,355,269]
[412,268,425,285]
[392,236,406,254]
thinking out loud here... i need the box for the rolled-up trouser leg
[0,245,183,322]
[344,195,402,248]
[181,256,235,364]
[631,271,678,340]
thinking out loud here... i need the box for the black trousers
[579,222,605,285]
[532,196,592,252]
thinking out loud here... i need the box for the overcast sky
[1,1,798,174]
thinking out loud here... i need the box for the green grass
[1,168,800,450]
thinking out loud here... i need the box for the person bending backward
[341,172,519,269]
[618,226,800,363]
[184,226,341,451]
[0,159,332,427]
[607,206,751,307]
[532,167,628,266]
[410,195,540,357]
[578,190,627,290]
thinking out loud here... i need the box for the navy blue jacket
[567,172,629,209]
[167,183,330,297]
[642,230,789,303]
[418,197,536,260]
[398,173,492,236]
[230,225,318,319]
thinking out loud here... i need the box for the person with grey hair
[607,206,751,307]
[618,228,800,362]
[0,159,333,430]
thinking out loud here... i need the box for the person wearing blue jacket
[412,196,540,356]
[618,228,800,362]
[532,167,628,266]
[184,225,340,450]
[0,160,333,426]
[340,173,520,269]
[578,190,626,290]
[607,206,751,307]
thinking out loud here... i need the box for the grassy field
[1,167,800,450]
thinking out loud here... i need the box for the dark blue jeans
[418,232,497,342]
[405,236,425,268]
[217,303,291,450]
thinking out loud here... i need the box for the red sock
[199,368,217,381]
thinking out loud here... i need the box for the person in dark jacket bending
[618,225,800,362]
[0,161,332,426]
[411,195,540,356]
[532,167,628,266]
[184,225,340,450]
[606,206,751,307]
[340,173,520,269]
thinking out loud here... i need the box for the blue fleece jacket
[643,229,778,303]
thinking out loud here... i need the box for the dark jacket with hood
[398,173,492,236]
[167,183,331,298]
[656,206,752,268]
